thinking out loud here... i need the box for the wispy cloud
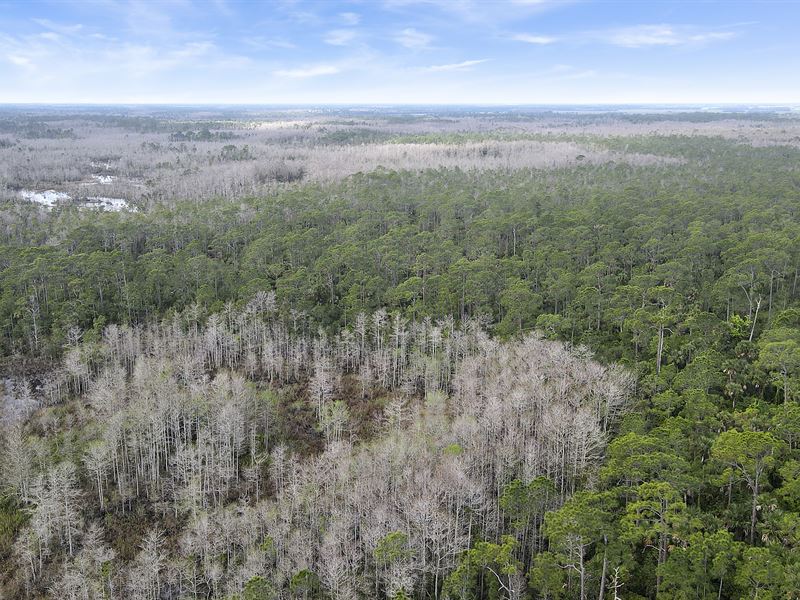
[324,29,357,46]
[600,24,736,48]
[509,24,739,49]
[6,54,34,68]
[242,36,297,50]
[32,19,84,35]
[423,59,488,72]
[278,7,322,26]
[394,28,433,49]
[511,33,557,45]
[274,64,341,78]
[109,40,251,76]
[340,12,361,25]
[0,29,249,80]
[383,0,566,24]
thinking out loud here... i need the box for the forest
[1,107,800,599]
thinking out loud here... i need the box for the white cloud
[0,28,249,82]
[324,29,357,46]
[423,59,488,72]
[32,19,84,35]
[340,12,361,25]
[384,0,560,20]
[274,64,341,78]
[394,28,433,49]
[6,54,34,68]
[281,8,322,25]
[242,36,296,50]
[108,41,227,76]
[508,24,737,49]
[602,24,736,48]
[511,33,557,45]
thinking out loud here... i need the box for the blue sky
[0,0,797,104]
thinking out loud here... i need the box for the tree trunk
[580,550,586,600]
[768,271,775,322]
[750,476,760,545]
[784,368,789,405]
[598,542,608,600]
[656,323,664,375]
[749,298,761,342]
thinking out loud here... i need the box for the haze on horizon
[0,0,798,106]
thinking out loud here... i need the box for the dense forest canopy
[1,108,800,599]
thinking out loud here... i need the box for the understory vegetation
[1,110,800,599]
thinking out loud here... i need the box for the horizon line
[1,101,798,108]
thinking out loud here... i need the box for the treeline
[2,136,799,364]
[0,118,77,139]
[170,129,242,143]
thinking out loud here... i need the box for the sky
[0,0,798,105]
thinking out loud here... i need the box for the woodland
[1,107,800,599]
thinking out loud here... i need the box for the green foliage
[0,497,26,561]
[778,460,800,511]
[659,530,743,600]
[391,588,411,600]
[289,569,323,599]
[711,430,782,487]
[443,536,521,600]
[728,314,752,339]
[756,326,800,403]
[244,576,276,600]
[443,443,463,456]
[499,477,555,532]
[374,531,414,566]
[219,144,254,161]
[528,551,566,599]
[735,547,785,599]
[621,482,690,574]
